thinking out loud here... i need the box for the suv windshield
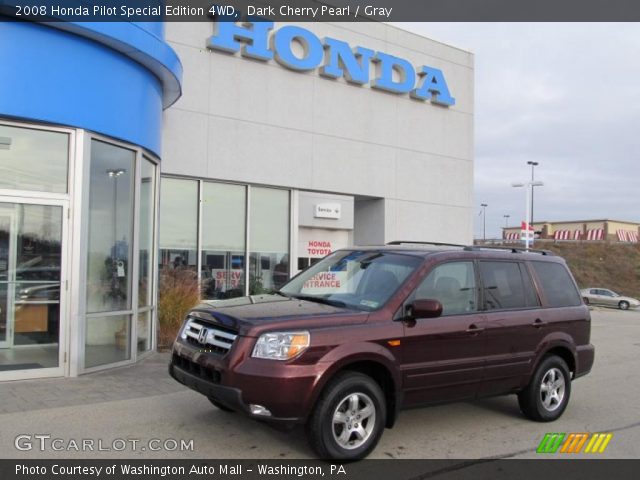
[280,250,422,311]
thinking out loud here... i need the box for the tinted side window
[479,261,531,310]
[413,261,477,315]
[521,263,540,307]
[531,261,582,307]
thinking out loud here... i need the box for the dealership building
[0,19,474,380]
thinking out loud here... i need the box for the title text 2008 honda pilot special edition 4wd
[170,243,595,459]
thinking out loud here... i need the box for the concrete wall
[162,21,474,245]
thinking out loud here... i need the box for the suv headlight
[178,317,193,340]
[252,331,310,360]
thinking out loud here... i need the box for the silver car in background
[580,288,640,310]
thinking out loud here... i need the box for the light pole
[480,203,488,242]
[527,161,539,229]
[107,168,126,256]
[512,181,544,250]
[503,214,510,228]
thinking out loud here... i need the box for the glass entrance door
[0,202,64,372]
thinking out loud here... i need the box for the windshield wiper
[289,294,347,308]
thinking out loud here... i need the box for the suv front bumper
[169,339,320,424]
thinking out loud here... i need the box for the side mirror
[407,299,443,319]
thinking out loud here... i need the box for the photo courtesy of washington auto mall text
[13,462,347,478]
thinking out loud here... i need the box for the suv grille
[182,317,237,355]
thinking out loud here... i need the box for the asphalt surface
[0,308,638,459]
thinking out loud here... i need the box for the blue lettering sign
[319,38,374,85]
[207,20,273,61]
[411,66,456,106]
[371,52,416,94]
[207,21,455,107]
[272,26,324,71]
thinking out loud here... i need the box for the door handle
[532,318,546,328]
[466,323,484,333]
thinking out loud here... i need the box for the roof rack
[464,245,555,256]
[387,240,466,248]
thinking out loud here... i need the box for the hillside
[539,242,640,297]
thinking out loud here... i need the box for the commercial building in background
[0,19,474,380]
[503,219,640,243]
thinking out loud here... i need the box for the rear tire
[518,355,571,422]
[307,372,386,460]
[619,301,630,310]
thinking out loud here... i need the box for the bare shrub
[158,267,200,348]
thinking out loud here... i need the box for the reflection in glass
[86,140,134,313]
[201,183,246,299]
[138,159,156,307]
[249,188,289,294]
[0,124,69,193]
[85,314,131,368]
[0,203,62,371]
[159,178,198,274]
[137,310,152,353]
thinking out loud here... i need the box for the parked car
[169,243,595,460]
[580,288,640,310]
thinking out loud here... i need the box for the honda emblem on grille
[198,328,209,345]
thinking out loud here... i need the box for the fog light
[249,404,272,417]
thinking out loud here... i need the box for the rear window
[531,261,582,307]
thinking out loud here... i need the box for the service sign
[314,203,341,220]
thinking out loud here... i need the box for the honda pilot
[169,243,595,460]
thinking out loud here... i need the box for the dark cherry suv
[169,243,595,459]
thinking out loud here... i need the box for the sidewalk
[0,352,184,414]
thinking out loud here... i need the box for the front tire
[619,301,630,310]
[518,355,571,422]
[307,372,386,460]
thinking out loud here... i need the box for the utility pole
[481,203,488,242]
[527,161,539,230]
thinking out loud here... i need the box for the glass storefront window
[249,187,289,294]
[159,178,198,273]
[0,124,69,194]
[86,140,135,313]
[201,183,246,299]
[85,314,131,368]
[0,122,161,376]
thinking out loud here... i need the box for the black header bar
[2,0,640,22]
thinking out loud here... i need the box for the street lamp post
[527,161,539,228]
[512,181,543,250]
[480,203,488,242]
[503,214,510,228]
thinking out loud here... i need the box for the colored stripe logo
[537,433,565,453]
[537,433,613,454]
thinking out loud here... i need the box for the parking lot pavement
[0,309,638,459]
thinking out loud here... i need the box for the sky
[398,23,640,239]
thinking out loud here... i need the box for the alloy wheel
[540,367,566,411]
[331,392,376,450]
